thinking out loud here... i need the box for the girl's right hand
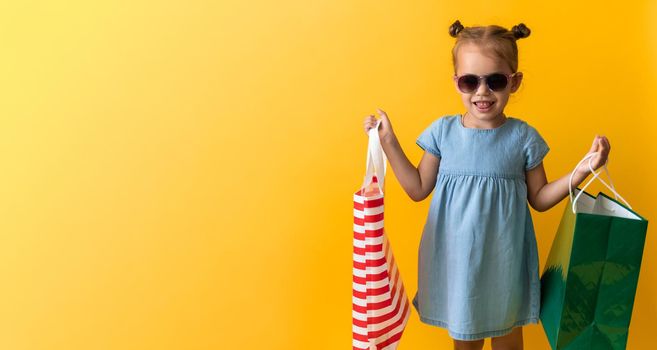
[575,135,611,175]
[363,108,395,143]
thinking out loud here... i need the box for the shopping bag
[540,154,649,350]
[352,120,410,350]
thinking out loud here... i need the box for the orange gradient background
[0,1,655,349]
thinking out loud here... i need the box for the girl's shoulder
[429,114,536,126]
[422,114,544,138]
[509,116,534,128]
[417,114,458,135]
[507,117,549,152]
[508,116,545,138]
[439,114,461,123]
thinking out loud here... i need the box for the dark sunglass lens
[486,74,509,91]
[458,75,479,92]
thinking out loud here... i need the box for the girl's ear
[511,72,522,93]
[510,72,523,93]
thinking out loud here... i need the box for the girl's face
[454,43,523,126]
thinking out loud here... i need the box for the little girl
[362,20,611,350]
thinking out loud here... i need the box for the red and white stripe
[352,177,410,350]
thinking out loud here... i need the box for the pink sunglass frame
[452,72,520,93]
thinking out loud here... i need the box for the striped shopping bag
[352,120,410,350]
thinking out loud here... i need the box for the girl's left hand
[577,135,611,174]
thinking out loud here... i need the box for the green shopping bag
[540,154,648,350]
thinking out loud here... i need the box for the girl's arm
[526,135,610,212]
[381,137,440,202]
[364,109,440,202]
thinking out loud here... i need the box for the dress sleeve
[524,125,550,170]
[416,118,443,158]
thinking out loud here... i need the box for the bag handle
[568,153,631,213]
[361,119,387,195]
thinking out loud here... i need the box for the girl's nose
[475,78,490,95]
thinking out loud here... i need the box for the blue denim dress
[412,114,549,341]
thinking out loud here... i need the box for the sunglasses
[453,73,518,93]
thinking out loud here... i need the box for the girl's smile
[473,100,495,113]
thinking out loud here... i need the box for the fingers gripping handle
[363,119,387,194]
[568,153,631,213]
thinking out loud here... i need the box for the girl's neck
[462,112,507,129]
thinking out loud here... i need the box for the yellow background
[0,1,655,349]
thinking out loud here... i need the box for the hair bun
[449,20,464,38]
[511,23,531,39]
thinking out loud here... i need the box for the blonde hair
[449,20,531,73]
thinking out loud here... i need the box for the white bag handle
[361,119,387,195]
[568,153,631,213]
